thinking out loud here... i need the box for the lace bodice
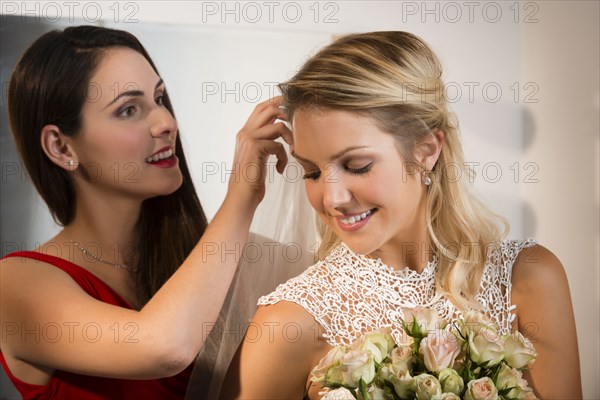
[258,239,536,347]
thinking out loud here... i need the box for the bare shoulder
[0,254,94,340]
[509,246,582,397]
[510,243,575,339]
[1,254,85,301]
[222,301,329,399]
[511,243,570,296]
[252,300,328,354]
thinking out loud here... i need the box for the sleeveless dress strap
[2,251,132,308]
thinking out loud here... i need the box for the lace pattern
[258,239,536,346]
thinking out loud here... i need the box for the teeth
[340,209,374,225]
[146,149,173,163]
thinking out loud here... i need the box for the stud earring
[67,160,78,167]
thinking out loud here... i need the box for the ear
[414,129,444,171]
[40,125,79,171]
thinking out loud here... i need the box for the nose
[150,106,177,138]
[321,172,352,212]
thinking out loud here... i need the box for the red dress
[0,251,193,400]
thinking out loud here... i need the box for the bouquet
[311,307,538,400]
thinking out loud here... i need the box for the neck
[61,187,143,265]
[369,202,432,273]
[369,234,432,274]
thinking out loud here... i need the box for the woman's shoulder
[511,243,569,296]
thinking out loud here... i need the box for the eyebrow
[103,78,164,110]
[292,145,369,164]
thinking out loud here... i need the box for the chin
[339,236,381,257]
[144,178,183,199]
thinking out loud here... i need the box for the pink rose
[403,306,447,336]
[464,377,499,400]
[390,344,414,372]
[419,329,461,372]
[460,310,496,337]
[431,394,461,400]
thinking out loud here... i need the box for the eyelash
[116,94,166,119]
[117,105,138,119]
[302,163,373,181]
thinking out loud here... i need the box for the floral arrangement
[311,307,538,400]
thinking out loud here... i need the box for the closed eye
[346,163,373,175]
[302,170,321,181]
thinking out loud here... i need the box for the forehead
[292,109,396,154]
[88,47,160,100]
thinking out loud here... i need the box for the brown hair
[8,25,207,304]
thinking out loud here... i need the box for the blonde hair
[279,31,507,310]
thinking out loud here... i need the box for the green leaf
[359,378,369,400]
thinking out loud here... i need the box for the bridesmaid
[0,25,291,399]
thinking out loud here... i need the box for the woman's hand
[226,96,292,209]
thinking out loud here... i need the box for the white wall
[2,1,598,397]
[521,2,600,398]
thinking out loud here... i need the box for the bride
[219,31,582,399]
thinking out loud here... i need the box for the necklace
[71,240,137,273]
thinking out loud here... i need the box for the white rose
[311,346,346,384]
[389,369,414,398]
[358,385,394,400]
[339,350,376,388]
[413,373,442,400]
[495,363,530,398]
[352,328,395,364]
[468,327,504,367]
[438,368,464,395]
[503,331,537,369]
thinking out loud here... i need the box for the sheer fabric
[185,154,318,399]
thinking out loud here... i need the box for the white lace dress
[258,239,536,398]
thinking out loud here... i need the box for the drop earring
[422,171,432,186]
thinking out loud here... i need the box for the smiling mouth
[145,148,174,163]
[338,208,377,225]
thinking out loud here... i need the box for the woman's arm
[221,301,330,399]
[511,244,582,399]
[0,97,293,379]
